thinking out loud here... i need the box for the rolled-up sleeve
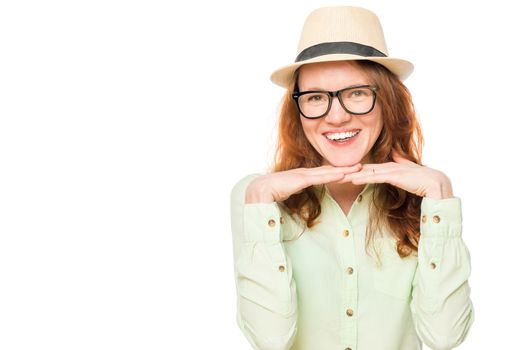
[230,174,298,350]
[410,196,474,350]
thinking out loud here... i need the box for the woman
[230,6,473,350]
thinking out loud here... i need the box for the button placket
[331,189,367,347]
[339,223,358,345]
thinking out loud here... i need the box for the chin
[325,154,363,167]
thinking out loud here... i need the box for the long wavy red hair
[271,60,424,258]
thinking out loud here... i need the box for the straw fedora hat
[270,6,414,87]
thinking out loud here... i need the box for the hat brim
[270,54,414,88]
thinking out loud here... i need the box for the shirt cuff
[243,202,282,244]
[420,196,462,238]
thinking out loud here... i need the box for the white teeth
[326,130,360,141]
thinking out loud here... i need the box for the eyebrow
[300,83,369,91]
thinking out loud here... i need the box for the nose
[324,96,351,124]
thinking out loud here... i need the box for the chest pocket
[371,237,418,300]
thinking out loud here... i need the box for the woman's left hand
[339,151,454,199]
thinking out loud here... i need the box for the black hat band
[295,41,387,62]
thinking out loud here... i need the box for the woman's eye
[307,94,326,102]
[346,89,371,99]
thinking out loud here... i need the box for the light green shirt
[231,174,474,350]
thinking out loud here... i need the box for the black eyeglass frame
[291,84,378,119]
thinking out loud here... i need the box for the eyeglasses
[292,85,378,119]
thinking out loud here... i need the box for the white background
[0,0,522,349]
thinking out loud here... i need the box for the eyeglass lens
[296,86,375,118]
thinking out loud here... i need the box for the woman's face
[297,61,383,167]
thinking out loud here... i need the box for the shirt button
[430,262,437,269]
[268,219,276,227]
[346,267,354,275]
[433,215,441,223]
[342,229,350,237]
[280,216,285,224]
[357,195,363,202]
[345,348,352,350]
[278,265,286,272]
[346,308,353,317]
[421,215,427,223]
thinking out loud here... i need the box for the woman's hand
[338,151,454,199]
[245,164,363,203]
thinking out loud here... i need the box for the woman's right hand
[245,164,363,203]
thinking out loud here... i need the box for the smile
[324,129,361,142]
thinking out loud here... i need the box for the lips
[324,129,361,141]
